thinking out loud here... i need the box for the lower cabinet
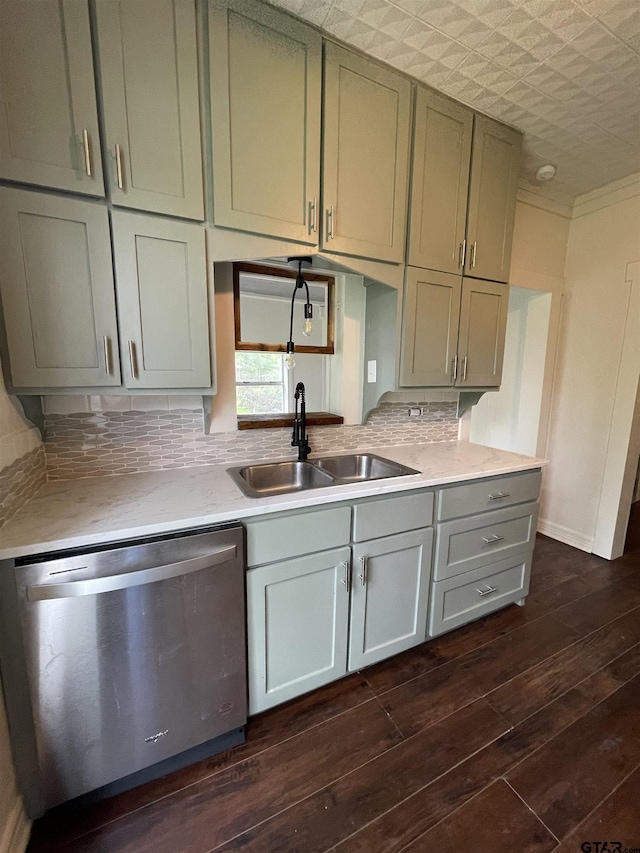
[349,529,432,671]
[247,530,433,714]
[246,547,351,714]
[246,492,434,714]
[428,470,541,637]
[245,471,541,714]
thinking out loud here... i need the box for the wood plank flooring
[27,535,640,853]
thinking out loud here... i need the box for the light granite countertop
[0,441,547,561]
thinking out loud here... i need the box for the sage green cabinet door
[0,0,103,196]
[456,278,508,388]
[465,116,522,283]
[111,212,211,389]
[322,44,411,264]
[95,0,204,219]
[209,0,321,244]
[246,548,351,713]
[0,187,120,387]
[349,530,432,671]
[408,89,472,274]
[400,268,462,387]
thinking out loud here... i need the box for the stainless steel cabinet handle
[451,354,458,382]
[103,335,113,376]
[459,239,466,269]
[477,585,498,597]
[340,560,350,594]
[326,205,334,239]
[128,340,138,379]
[482,534,505,544]
[488,492,510,501]
[309,198,318,234]
[470,241,477,268]
[359,556,368,586]
[115,143,124,190]
[462,356,468,381]
[82,129,92,177]
[27,546,237,601]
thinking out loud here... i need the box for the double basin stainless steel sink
[228,453,420,499]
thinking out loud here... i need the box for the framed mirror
[233,262,334,354]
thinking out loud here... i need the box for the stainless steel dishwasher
[14,523,246,811]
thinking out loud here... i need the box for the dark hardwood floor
[626,500,640,553]
[27,534,640,853]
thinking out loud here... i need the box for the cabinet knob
[482,534,504,544]
[462,356,468,381]
[470,241,477,268]
[451,354,458,382]
[477,585,498,597]
[488,492,510,501]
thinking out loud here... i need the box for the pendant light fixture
[285,256,313,370]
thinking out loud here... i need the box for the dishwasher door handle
[26,545,237,601]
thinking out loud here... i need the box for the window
[235,351,289,415]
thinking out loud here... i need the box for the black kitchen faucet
[291,382,311,461]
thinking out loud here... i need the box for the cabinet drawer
[434,501,539,581]
[353,491,433,542]
[245,505,351,567]
[428,554,531,637]
[437,469,541,520]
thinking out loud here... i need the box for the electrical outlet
[367,360,377,383]
[408,407,423,417]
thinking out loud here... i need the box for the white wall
[463,196,570,454]
[471,287,552,456]
[540,178,640,555]
[0,357,36,853]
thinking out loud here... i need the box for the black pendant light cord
[287,260,312,352]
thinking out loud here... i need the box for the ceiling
[266,0,640,206]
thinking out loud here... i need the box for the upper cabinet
[408,89,472,275]
[95,0,204,219]
[399,268,508,390]
[408,90,521,284]
[456,277,509,387]
[0,186,214,392]
[209,0,321,245]
[322,44,411,265]
[0,187,119,388]
[465,116,522,283]
[111,211,211,389]
[400,268,462,387]
[0,0,104,196]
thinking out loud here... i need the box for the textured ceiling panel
[268,0,640,203]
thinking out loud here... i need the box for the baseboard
[0,798,31,853]
[538,518,594,553]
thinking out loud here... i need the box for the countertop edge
[0,444,547,562]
